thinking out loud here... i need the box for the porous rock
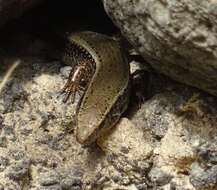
[1,15,217,189]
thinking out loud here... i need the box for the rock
[190,162,217,190]
[2,164,29,189]
[60,177,81,190]
[37,185,62,190]
[97,118,153,160]
[0,136,7,148]
[39,171,60,186]
[38,168,83,190]
[0,183,3,190]
[129,72,217,189]
[3,181,21,190]
[0,49,79,189]
[5,159,30,180]
[1,18,217,189]
[97,118,153,187]
[60,66,73,79]
[0,156,9,172]
[149,167,173,186]
[190,137,217,190]
[103,0,217,96]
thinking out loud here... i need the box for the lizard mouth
[61,40,96,103]
[64,40,96,67]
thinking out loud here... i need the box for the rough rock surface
[0,31,217,190]
[103,0,217,97]
[0,0,43,26]
[130,74,217,190]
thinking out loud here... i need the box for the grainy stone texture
[103,0,217,97]
[130,73,217,190]
[0,35,154,189]
[1,14,217,190]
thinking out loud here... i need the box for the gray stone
[60,66,73,79]
[0,156,9,172]
[1,19,217,189]
[5,159,30,180]
[39,171,60,186]
[60,177,81,190]
[136,183,148,190]
[8,149,26,161]
[149,167,173,186]
[0,136,7,148]
[190,163,217,189]
[103,0,217,96]
[37,185,62,190]
[194,140,217,164]
[3,181,21,190]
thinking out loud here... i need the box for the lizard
[61,31,131,145]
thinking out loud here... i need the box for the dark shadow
[0,0,119,86]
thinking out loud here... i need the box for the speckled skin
[63,31,130,144]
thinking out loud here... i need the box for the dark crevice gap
[0,0,118,55]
